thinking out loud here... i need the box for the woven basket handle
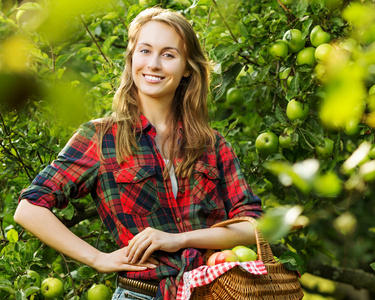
[211,216,276,264]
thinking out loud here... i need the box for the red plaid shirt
[20,115,262,298]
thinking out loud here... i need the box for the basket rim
[211,216,276,263]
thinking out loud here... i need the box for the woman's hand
[93,247,159,273]
[125,227,184,264]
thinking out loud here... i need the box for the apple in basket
[215,250,239,264]
[207,252,221,266]
[232,245,258,262]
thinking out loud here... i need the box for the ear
[183,69,192,77]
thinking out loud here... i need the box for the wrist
[90,251,107,272]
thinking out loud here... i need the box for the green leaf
[24,286,40,297]
[15,290,27,300]
[279,251,303,272]
[60,202,75,220]
[102,36,118,55]
[6,229,18,243]
[77,265,95,279]
[275,104,288,124]
[370,262,375,271]
[213,63,243,100]
[103,11,119,20]
[211,43,244,61]
[292,0,309,19]
[55,53,74,70]
[238,21,249,40]
[0,284,15,295]
[258,205,303,243]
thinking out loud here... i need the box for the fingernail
[149,264,157,268]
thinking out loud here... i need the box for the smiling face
[132,21,187,106]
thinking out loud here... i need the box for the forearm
[14,199,101,268]
[178,222,256,250]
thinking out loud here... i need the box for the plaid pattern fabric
[20,115,262,299]
[177,261,268,300]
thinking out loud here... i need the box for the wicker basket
[190,217,304,300]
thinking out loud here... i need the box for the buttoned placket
[147,126,185,232]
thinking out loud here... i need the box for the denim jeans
[111,286,156,300]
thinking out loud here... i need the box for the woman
[14,7,262,300]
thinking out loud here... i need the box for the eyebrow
[136,42,181,54]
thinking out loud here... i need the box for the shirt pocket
[114,165,161,216]
[192,161,224,210]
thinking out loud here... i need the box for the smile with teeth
[144,74,165,82]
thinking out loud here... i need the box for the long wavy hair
[101,7,215,178]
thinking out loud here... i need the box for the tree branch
[79,15,110,64]
[271,244,375,292]
[211,0,238,43]
[306,260,375,293]
[61,208,98,228]
[0,113,34,180]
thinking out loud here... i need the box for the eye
[163,53,175,58]
[140,49,150,54]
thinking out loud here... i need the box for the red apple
[207,252,220,266]
[215,250,239,264]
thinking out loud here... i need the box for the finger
[139,243,160,264]
[130,237,152,264]
[121,264,148,272]
[146,256,159,265]
[128,235,150,263]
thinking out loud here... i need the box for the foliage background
[1,0,375,299]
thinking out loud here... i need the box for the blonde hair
[102,7,215,177]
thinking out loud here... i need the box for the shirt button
[176,217,181,223]
[133,176,138,181]
[180,188,185,194]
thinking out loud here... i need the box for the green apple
[283,29,305,53]
[232,246,258,262]
[226,87,244,105]
[333,212,357,235]
[279,127,299,148]
[279,0,295,4]
[344,119,359,136]
[310,25,331,47]
[315,138,334,158]
[315,43,333,64]
[368,146,375,159]
[269,40,289,60]
[255,132,279,155]
[286,99,309,121]
[41,278,64,299]
[87,284,112,300]
[313,172,342,197]
[314,64,328,83]
[296,47,316,66]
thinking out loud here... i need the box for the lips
[143,74,165,82]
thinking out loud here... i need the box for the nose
[147,53,161,70]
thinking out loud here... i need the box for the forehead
[136,21,184,50]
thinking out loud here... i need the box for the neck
[139,95,173,134]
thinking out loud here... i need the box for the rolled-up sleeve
[19,122,100,210]
[216,134,263,219]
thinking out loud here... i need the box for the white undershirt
[164,159,178,199]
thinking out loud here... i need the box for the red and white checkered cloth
[176,261,267,300]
